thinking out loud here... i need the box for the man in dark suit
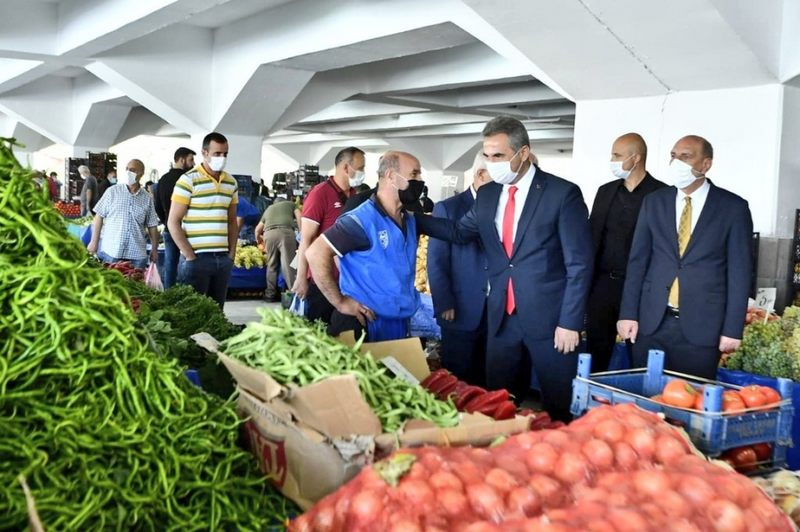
[427,151,491,385]
[418,116,593,420]
[587,133,666,372]
[618,135,753,379]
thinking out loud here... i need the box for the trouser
[177,252,233,309]
[327,311,409,342]
[306,281,335,324]
[162,230,180,290]
[440,306,487,387]
[586,272,630,372]
[97,250,148,270]
[486,313,579,422]
[264,227,297,299]
[633,309,721,380]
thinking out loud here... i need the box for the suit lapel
[511,171,547,256]
[683,181,717,257]
[481,183,506,256]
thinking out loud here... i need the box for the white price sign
[755,288,776,312]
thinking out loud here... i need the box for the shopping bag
[289,293,306,317]
[145,263,164,291]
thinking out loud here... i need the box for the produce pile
[103,259,145,281]
[724,306,800,380]
[290,403,791,531]
[54,200,81,217]
[651,378,782,412]
[414,234,430,294]
[0,138,295,529]
[221,308,459,432]
[754,469,800,528]
[234,243,266,269]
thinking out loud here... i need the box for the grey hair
[471,149,487,177]
[377,151,402,179]
[77,165,90,177]
[482,116,530,153]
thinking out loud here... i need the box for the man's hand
[617,320,639,343]
[554,327,579,354]
[150,248,158,264]
[292,276,309,300]
[719,336,741,353]
[441,309,455,322]
[337,296,376,327]
[87,240,98,255]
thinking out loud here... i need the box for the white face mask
[109,176,117,184]
[609,155,635,180]
[209,156,226,172]
[349,170,365,188]
[485,149,522,185]
[668,159,699,189]
[125,170,138,186]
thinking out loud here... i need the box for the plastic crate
[571,350,794,459]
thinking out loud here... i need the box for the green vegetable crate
[571,350,794,462]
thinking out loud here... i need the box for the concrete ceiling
[0,0,797,172]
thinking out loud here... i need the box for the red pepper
[454,386,487,410]
[492,401,517,420]
[453,381,471,396]
[428,374,458,396]
[420,369,449,390]
[437,378,461,400]
[464,389,510,413]
[517,408,535,417]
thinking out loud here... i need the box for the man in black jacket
[154,147,196,289]
[587,133,666,371]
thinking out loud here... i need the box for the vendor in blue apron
[306,150,426,342]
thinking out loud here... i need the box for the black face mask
[399,179,425,206]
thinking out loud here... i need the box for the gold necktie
[668,196,692,308]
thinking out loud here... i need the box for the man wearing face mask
[168,133,239,309]
[154,147,196,289]
[416,116,593,421]
[292,147,362,323]
[617,135,753,379]
[87,159,159,270]
[97,170,115,202]
[587,133,666,372]
[306,151,428,341]
[343,162,426,215]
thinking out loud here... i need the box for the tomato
[722,391,747,412]
[758,385,781,405]
[581,438,614,469]
[525,442,558,475]
[739,385,767,408]
[693,387,704,410]
[751,442,772,462]
[723,446,757,472]
[554,452,589,484]
[651,394,664,403]
[655,433,689,464]
[662,379,698,408]
[592,419,625,443]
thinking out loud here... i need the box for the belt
[198,251,230,257]
[265,224,291,231]
[666,307,680,318]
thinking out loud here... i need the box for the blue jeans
[177,252,233,309]
[162,230,180,289]
[97,250,148,270]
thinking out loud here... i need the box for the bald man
[88,159,160,269]
[307,150,426,341]
[618,136,753,379]
[587,133,666,371]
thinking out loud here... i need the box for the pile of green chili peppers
[0,138,296,530]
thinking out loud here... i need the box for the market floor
[224,299,281,325]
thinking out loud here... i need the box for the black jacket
[154,167,187,225]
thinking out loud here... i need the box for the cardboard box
[193,332,532,510]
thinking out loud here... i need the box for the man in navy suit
[618,135,753,379]
[418,116,593,420]
[427,151,491,385]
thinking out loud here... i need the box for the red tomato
[581,438,614,469]
[554,451,589,484]
[723,391,747,412]
[723,446,758,472]
[739,385,767,408]
[651,394,664,403]
[693,387,704,410]
[662,379,698,408]
[751,442,772,462]
[759,386,781,405]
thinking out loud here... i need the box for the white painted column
[225,134,264,179]
[777,85,800,239]
[571,85,784,236]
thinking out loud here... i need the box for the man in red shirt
[292,147,364,323]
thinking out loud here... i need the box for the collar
[678,178,710,201]
[327,177,353,198]
[126,185,144,196]
[369,193,406,219]
[504,162,536,193]
[470,186,477,200]
[197,164,229,182]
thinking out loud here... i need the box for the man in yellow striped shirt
[168,132,239,308]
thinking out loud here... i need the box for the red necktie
[502,186,518,314]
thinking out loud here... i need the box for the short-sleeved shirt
[94,183,159,260]
[171,165,239,253]
[302,178,354,233]
[79,175,98,213]
[260,200,296,228]
[324,196,410,257]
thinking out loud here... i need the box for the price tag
[380,356,419,385]
[755,288,776,312]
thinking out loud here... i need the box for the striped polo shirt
[171,164,238,253]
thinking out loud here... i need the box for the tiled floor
[223,299,281,325]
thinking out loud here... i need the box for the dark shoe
[263,294,281,303]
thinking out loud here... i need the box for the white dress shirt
[469,185,477,200]
[675,178,710,233]
[494,163,537,244]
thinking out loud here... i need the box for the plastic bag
[145,263,164,291]
[288,293,306,317]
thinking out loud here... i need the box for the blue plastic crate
[571,350,794,459]
[228,266,267,289]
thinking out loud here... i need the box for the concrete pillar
[225,134,263,178]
